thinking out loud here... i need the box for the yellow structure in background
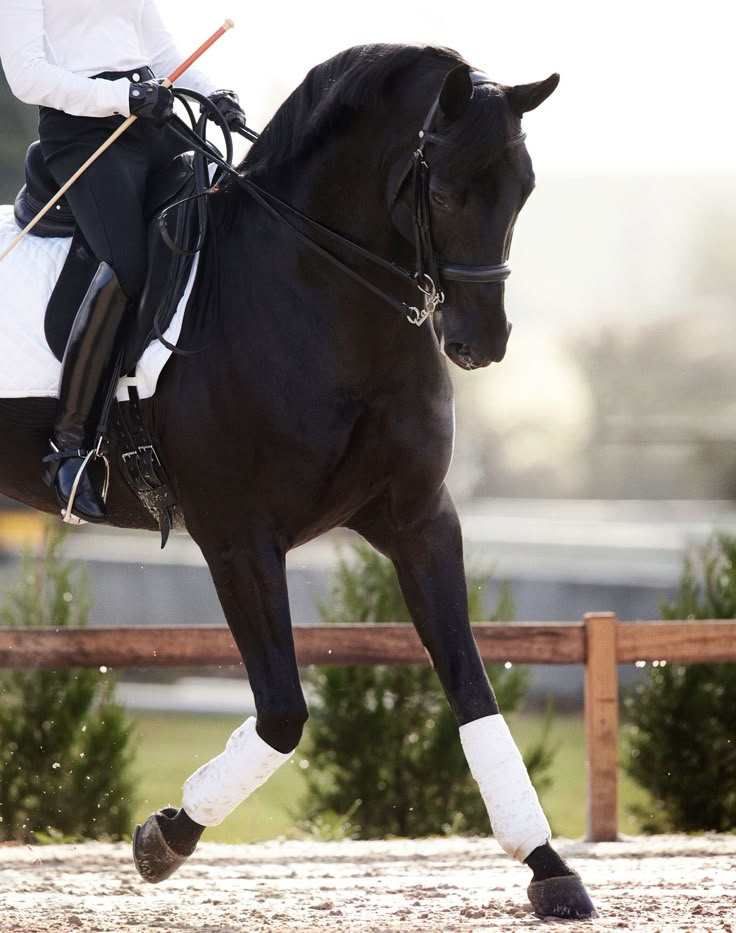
[0,510,47,553]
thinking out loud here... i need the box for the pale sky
[159,0,736,173]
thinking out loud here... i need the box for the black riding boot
[42,262,129,523]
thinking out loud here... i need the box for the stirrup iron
[43,438,111,525]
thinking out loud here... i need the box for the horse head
[234,46,558,372]
[388,64,559,370]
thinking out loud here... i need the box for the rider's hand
[128,79,175,124]
[206,89,247,133]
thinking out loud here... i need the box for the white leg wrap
[182,717,292,826]
[460,713,551,862]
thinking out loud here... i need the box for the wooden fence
[1,614,735,841]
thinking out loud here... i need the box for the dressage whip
[0,19,235,263]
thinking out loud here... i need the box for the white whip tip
[223,18,235,30]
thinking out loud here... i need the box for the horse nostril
[506,320,513,338]
[447,343,475,369]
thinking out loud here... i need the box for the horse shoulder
[380,380,456,529]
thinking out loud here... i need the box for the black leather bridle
[168,69,526,326]
[388,70,527,323]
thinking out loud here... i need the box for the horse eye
[430,191,450,208]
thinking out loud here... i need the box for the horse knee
[256,704,309,753]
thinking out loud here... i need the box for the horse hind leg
[133,535,308,883]
[348,488,596,920]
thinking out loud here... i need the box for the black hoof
[133,807,194,884]
[527,873,598,920]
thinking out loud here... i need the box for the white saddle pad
[0,204,194,401]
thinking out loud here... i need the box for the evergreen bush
[623,532,736,831]
[0,524,136,842]
[300,540,554,838]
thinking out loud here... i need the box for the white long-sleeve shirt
[0,0,218,118]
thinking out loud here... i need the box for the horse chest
[330,385,456,515]
[267,378,452,517]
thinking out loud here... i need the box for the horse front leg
[350,486,596,920]
[133,533,307,883]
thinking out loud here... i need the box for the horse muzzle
[444,319,512,370]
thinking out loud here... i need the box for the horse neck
[256,112,416,295]
[229,118,436,368]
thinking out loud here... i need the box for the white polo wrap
[460,713,550,862]
[182,717,292,826]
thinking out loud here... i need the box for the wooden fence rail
[1,615,735,842]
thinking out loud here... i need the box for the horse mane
[236,44,466,180]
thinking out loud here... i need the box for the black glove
[206,89,247,132]
[129,79,174,124]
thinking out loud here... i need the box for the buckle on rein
[404,274,445,326]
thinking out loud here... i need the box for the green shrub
[623,532,736,832]
[0,524,136,842]
[300,541,554,838]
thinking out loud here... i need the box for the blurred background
[1,0,735,838]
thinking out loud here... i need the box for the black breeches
[38,107,189,300]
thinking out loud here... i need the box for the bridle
[387,70,526,323]
[168,68,527,327]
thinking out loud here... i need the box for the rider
[0,1,246,523]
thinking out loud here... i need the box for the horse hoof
[132,807,194,884]
[527,873,598,920]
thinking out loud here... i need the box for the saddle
[12,142,203,544]
[14,141,200,375]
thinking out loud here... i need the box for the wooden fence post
[584,611,619,841]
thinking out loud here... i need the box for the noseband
[203,67,527,327]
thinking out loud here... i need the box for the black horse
[0,44,595,919]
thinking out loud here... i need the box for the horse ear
[506,73,560,115]
[438,64,474,122]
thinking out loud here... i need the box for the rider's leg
[38,110,194,521]
[39,114,149,521]
[42,262,128,522]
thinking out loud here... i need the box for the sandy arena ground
[0,834,734,932]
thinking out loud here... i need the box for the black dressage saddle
[14,141,200,374]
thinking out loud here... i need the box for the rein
[166,70,525,327]
[164,105,429,322]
